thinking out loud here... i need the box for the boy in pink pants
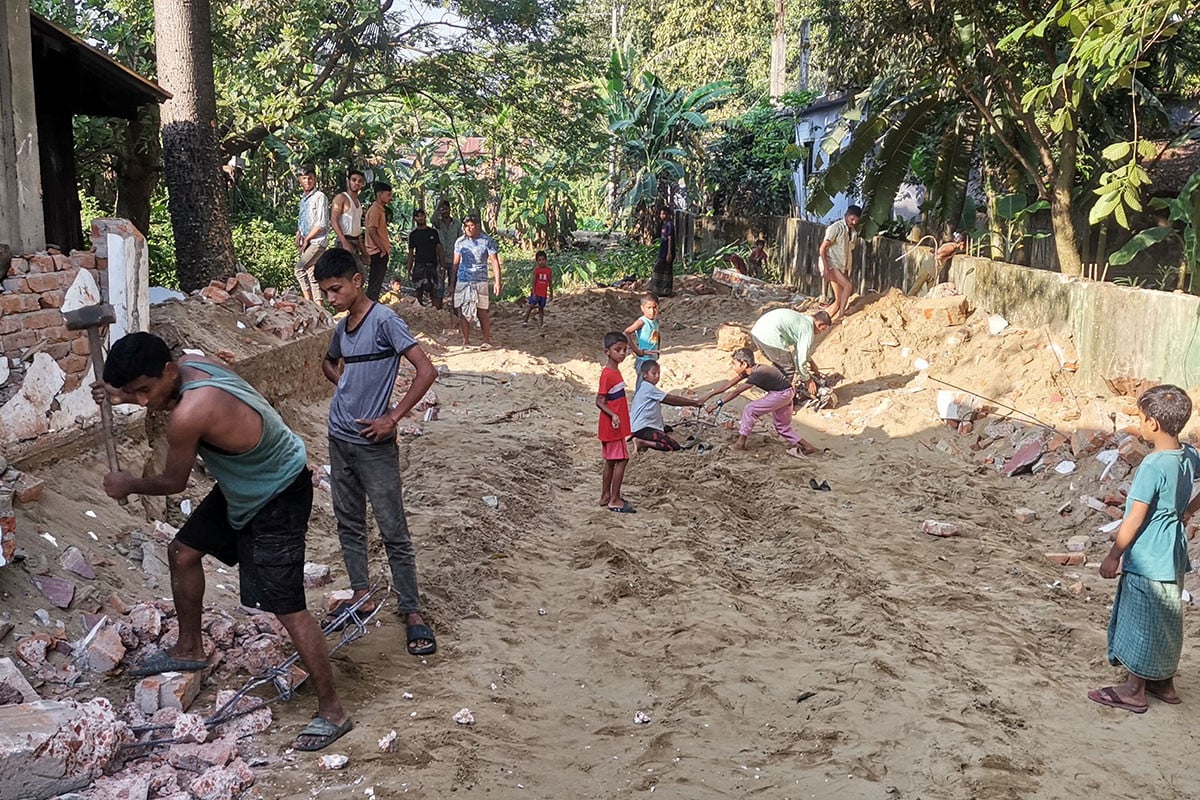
[705,348,817,458]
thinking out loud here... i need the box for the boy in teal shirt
[1090,384,1200,713]
[624,293,660,387]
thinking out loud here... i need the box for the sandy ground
[8,281,1200,799]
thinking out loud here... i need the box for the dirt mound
[4,282,1197,799]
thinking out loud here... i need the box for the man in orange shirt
[363,182,393,301]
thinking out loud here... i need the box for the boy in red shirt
[523,250,553,326]
[596,331,634,513]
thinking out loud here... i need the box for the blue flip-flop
[608,501,637,513]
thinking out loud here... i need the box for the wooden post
[0,0,46,253]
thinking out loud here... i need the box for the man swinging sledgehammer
[93,332,353,752]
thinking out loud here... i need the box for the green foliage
[555,242,658,288]
[598,47,733,228]
[706,101,811,217]
[230,221,296,292]
[808,86,941,238]
[1108,166,1200,291]
[147,192,178,290]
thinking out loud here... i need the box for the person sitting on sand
[704,347,817,459]
[1089,384,1200,714]
[630,360,703,451]
[379,277,406,305]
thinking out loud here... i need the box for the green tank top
[179,361,308,529]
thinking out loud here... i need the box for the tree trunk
[1049,184,1084,276]
[115,106,160,236]
[769,0,786,102]
[154,0,237,292]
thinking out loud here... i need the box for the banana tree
[596,46,732,239]
[807,85,943,239]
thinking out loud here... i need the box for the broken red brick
[1044,552,1086,566]
[105,592,130,618]
[9,472,45,504]
[199,286,230,304]
[160,670,204,712]
[914,295,969,325]
[84,625,126,673]
[134,676,165,715]
[1003,441,1045,477]
[168,738,236,773]
[921,520,960,537]
[1118,438,1150,467]
[1013,508,1037,523]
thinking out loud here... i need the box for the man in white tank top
[330,170,366,268]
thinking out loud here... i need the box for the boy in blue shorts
[523,250,553,326]
[624,292,660,387]
[1090,384,1200,713]
[316,248,440,658]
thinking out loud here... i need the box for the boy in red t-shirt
[523,250,553,326]
[596,331,634,513]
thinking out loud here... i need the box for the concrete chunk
[0,698,131,800]
[0,657,38,703]
[914,295,969,325]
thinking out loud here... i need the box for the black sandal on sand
[293,717,355,751]
[128,651,208,677]
[406,623,438,656]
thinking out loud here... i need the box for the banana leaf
[859,95,943,238]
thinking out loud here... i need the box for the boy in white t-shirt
[629,360,703,451]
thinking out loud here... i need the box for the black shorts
[175,468,312,615]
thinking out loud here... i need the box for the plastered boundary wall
[693,214,1200,393]
[950,256,1200,393]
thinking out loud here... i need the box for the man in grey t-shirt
[314,248,440,657]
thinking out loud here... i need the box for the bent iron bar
[121,583,387,750]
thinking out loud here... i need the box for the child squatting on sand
[596,332,635,513]
[630,360,703,451]
[1089,384,1200,713]
[706,348,817,459]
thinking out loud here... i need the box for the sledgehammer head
[62,303,116,331]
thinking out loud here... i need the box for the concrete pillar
[0,0,45,254]
[91,218,150,342]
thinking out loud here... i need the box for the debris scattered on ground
[921,520,960,538]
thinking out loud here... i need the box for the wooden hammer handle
[88,328,128,507]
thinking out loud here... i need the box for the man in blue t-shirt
[449,215,502,349]
[315,248,440,660]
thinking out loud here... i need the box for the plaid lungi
[1107,570,1184,681]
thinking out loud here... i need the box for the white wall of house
[793,97,922,226]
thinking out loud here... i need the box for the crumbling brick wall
[0,248,104,404]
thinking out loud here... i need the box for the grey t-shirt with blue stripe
[327,303,418,445]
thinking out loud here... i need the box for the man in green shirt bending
[749,307,832,393]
